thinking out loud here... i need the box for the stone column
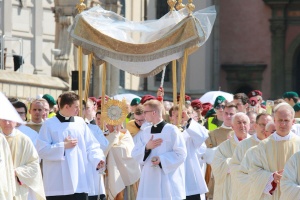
[52,0,77,85]
[270,17,286,98]
[1,0,12,70]
[33,0,44,74]
[2,0,12,37]
[263,1,289,98]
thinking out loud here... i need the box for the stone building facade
[219,0,300,99]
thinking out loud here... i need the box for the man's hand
[157,87,164,98]
[146,135,163,150]
[274,169,284,183]
[151,156,160,166]
[64,136,78,149]
[182,110,190,124]
[97,160,106,170]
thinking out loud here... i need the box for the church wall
[286,25,300,51]
[219,0,272,98]
[0,0,65,100]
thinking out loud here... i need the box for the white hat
[0,92,24,124]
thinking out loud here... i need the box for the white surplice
[132,123,187,200]
[87,123,109,197]
[17,124,38,146]
[182,119,209,196]
[36,116,105,196]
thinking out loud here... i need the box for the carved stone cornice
[222,64,267,81]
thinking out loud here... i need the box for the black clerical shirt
[56,112,75,123]
[143,121,167,168]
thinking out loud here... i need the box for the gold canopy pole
[168,1,178,106]
[101,62,107,130]
[167,0,177,11]
[78,46,83,117]
[178,49,188,127]
[172,60,177,106]
[76,0,86,117]
[84,53,93,102]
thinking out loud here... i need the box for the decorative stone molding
[222,64,266,94]
[270,19,286,36]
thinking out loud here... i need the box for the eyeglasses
[215,105,225,110]
[17,112,26,115]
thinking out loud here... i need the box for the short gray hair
[273,102,295,118]
[232,112,250,124]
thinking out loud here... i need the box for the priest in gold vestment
[0,119,45,200]
[105,124,141,200]
[247,103,300,200]
[211,112,250,200]
[230,113,273,200]
[205,102,237,199]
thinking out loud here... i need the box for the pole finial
[76,0,86,14]
[167,0,177,11]
[186,0,195,14]
[176,0,185,10]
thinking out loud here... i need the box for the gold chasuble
[206,126,233,148]
[205,125,233,199]
[0,134,15,200]
[248,133,300,200]
[211,136,238,200]
[230,135,259,200]
[105,130,140,200]
[126,120,140,138]
[4,129,45,200]
[280,151,300,199]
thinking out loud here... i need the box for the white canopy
[69,5,216,77]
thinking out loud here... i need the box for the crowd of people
[1,88,300,200]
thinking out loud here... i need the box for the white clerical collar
[253,133,261,142]
[1,128,16,137]
[153,120,164,128]
[233,133,250,143]
[221,123,232,129]
[59,112,70,120]
[273,131,294,141]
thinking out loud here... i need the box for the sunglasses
[215,105,225,110]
